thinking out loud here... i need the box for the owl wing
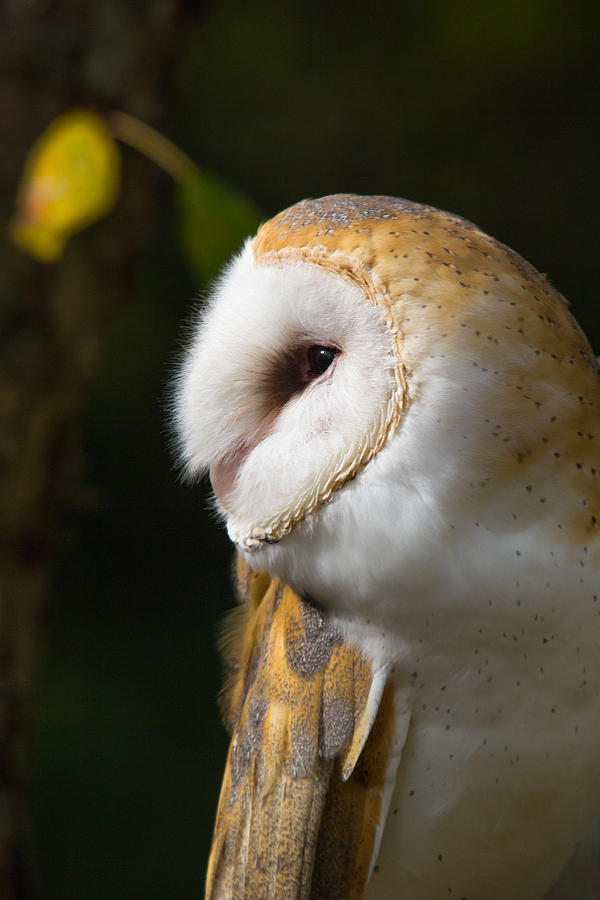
[206,555,408,900]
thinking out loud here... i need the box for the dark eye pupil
[306,345,338,378]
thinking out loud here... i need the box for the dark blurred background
[0,0,598,896]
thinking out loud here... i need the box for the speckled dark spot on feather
[228,693,268,803]
[320,696,354,759]
[286,597,342,676]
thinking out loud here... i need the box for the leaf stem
[106,110,196,181]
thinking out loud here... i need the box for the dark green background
[9,0,600,895]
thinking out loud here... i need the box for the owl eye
[305,345,339,380]
[267,343,340,406]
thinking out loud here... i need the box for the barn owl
[174,194,600,899]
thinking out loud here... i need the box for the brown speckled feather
[206,556,397,899]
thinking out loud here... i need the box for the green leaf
[176,168,262,284]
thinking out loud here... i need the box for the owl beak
[209,441,252,505]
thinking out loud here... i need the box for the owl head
[174,195,600,617]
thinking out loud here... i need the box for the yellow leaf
[9,109,121,262]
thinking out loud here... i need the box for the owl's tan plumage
[176,195,600,899]
[207,558,396,899]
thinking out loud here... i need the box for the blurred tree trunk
[0,2,203,895]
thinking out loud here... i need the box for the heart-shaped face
[175,241,402,550]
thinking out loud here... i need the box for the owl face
[176,241,402,548]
